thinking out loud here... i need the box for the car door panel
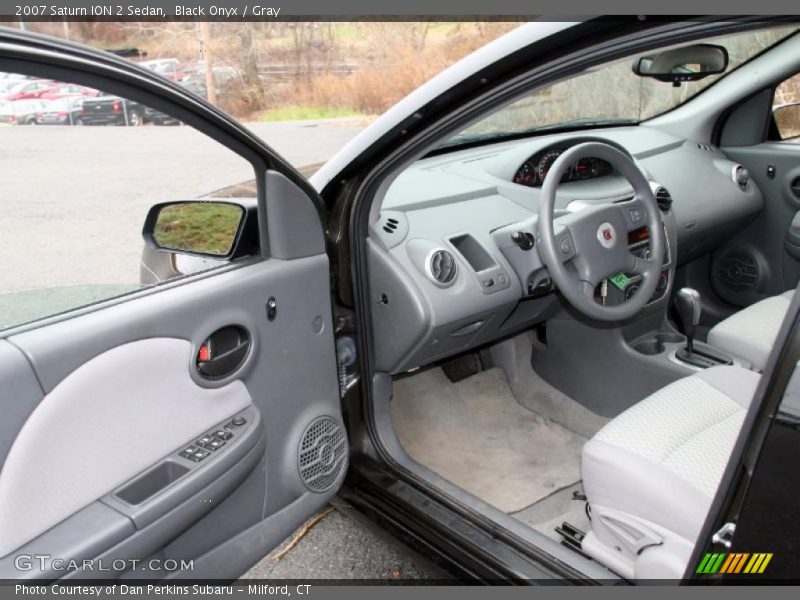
[0,252,344,579]
[0,337,253,556]
[0,32,346,581]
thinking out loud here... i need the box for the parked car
[79,94,145,126]
[37,83,99,101]
[4,19,800,586]
[0,99,47,125]
[140,58,181,80]
[0,78,53,101]
[35,96,85,125]
[145,80,208,125]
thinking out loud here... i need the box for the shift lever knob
[675,287,701,353]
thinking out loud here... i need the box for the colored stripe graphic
[697,552,772,575]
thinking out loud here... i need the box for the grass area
[154,203,242,256]
[257,105,365,122]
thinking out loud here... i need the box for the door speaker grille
[298,416,347,493]
[712,248,759,296]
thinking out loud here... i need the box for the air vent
[382,217,399,234]
[655,187,673,213]
[733,165,750,191]
[427,249,457,286]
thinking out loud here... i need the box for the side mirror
[142,199,258,259]
[773,103,800,141]
[632,44,729,85]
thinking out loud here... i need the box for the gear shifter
[675,288,701,355]
[674,287,733,368]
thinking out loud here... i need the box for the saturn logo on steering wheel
[597,223,616,248]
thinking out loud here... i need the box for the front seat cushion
[707,290,794,371]
[581,365,759,579]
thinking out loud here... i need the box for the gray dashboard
[368,126,764,374]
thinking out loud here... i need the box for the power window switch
[197,435,215,448]
[208,439,226,451]
[190,449,210,462]
[212,429,233,441]
[179,445,201,459]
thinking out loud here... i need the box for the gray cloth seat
[580,365,760,580]
[707,290,794,371]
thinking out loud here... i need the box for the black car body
[80,94,145,126]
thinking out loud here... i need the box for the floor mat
[391,367,585,513]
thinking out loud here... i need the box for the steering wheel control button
[559,237,573,255]
[628,208,642,223]
[597,222,617,248]
[231,416,247,427]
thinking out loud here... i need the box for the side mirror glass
[773,103,800,140]
[144,201,246,258]
[633,44,729,84]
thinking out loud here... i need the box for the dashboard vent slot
[382,217,400,234]
[428,249,457,286]
[655,187,673,213]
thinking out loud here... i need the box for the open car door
[0,30,346,581]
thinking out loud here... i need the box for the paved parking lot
[0,119,363,295]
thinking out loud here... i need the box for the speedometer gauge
[537,150,562,182]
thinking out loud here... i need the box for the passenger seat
[707,290,795,371]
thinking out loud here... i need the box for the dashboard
[368,127,764,375]
[512,145,613,187]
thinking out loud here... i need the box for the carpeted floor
[512,482,591,541]
[391,366,586,513]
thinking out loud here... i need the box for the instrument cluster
[512,146,613,187]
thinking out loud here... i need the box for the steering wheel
[537,142,664,322]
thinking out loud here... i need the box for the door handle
[196,326,250,379]
[791,177,800,199]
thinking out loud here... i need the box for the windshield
[445,26,799,147]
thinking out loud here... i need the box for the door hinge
[336,336,359,398]
[711,522,736,549]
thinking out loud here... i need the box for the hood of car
[308,21,579,195]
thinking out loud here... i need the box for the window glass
[443,26,798,148]
[0,72,255,330]
[773,73,800,141]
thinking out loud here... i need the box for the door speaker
[712,247,759,299]
[298,416,348,493]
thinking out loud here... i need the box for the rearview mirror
[142,200,257,259]
[773,103,800,140]
[632,44,729,85]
